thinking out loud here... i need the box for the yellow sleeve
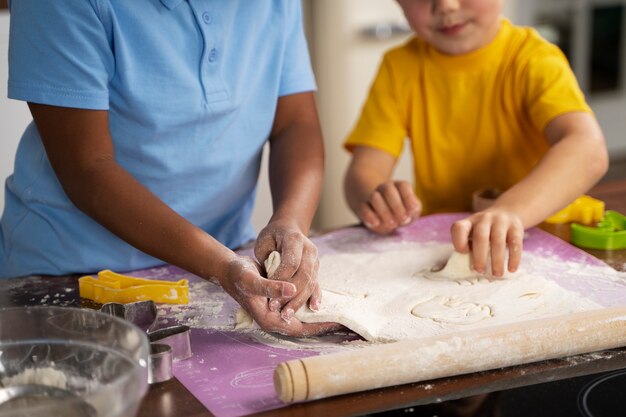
[523,48,592,132]
[344,55,408,158]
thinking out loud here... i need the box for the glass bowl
[0,306,150,417]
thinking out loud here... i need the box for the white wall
[309,0,414,230]
[0,12,31,214]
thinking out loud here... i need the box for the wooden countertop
[1,178,626,417]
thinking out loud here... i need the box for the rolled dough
[264,251,281,279]
[295,242,603,342]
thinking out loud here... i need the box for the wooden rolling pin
[274,306,626,402]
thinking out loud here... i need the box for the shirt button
[202,12,212,24]
[208,48,218,62]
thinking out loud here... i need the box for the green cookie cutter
[571,210,626,250]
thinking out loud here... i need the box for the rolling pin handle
[275,360,309,403]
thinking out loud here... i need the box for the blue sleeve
[278,1,316,97]
[8,0,113,110]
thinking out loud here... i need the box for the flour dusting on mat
[146,231,626,349]
[295,241,626,342]
[162,280,234,330]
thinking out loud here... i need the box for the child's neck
[434,15,503,57]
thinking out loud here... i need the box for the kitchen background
[1,0,624,232]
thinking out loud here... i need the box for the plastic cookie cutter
[571,210,626,250]
[79,269,188,304]
[545,195,605,225]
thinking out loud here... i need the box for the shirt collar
[160,0,184,10]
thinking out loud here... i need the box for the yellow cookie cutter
[79,269,188,305]
[545,195,605,225]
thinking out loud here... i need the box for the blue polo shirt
[0,0,316,278]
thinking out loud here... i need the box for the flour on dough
[424,251,505,284]
[410,296,493,324]
[234,307,256,330]
[428,250,474,278]
[295,242,603,342]
[264,251,281,279]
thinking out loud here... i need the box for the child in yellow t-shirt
[344,0,608,277]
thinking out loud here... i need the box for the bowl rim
[0,305,150,414]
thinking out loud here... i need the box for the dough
[234,306,255,330]
[264,251,281,279]
[295,242,602,342]
[428,250,474,278]
[425,251,502,283]
[410,296,493,324]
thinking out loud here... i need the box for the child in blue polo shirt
[1,0,336,336]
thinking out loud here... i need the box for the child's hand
[358,180,422,234]
[450,209,524,277]
[254,220,321,322]
[219,256,339,337]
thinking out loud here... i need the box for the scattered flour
[163,280,232,330]
[294,242,625,342]
[156,241,626,351]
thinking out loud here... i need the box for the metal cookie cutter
[148,344,173,385]
[99,301,192,384]
[571,210,626,250]
[545,195,605,225]
[79,269,189,305]
[148,325,192,362]
[100,300,157,333]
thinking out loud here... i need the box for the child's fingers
[273,233,303,281]
[281,285,313,321]
[278,249,318,321]
[451,219,472,253]
[489,220,508,277]
[469,218,492,273]
[246,298,340,338]
[254,233,276,270]
[396,181,422,220]
[279,257,319,320]
[507,228,524,272]
[359,204,381,229]
[309,282,322,312]
[369,191,397,229]
[376,183,408,225]
[239,273,297,299]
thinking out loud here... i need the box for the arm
[344,146,422,234]
[451,112,608,276]
[30,103,333,336]
[254,92,338,329]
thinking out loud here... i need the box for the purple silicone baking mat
[130,213,625,417]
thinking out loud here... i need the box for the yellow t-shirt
[344,19,592,214]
